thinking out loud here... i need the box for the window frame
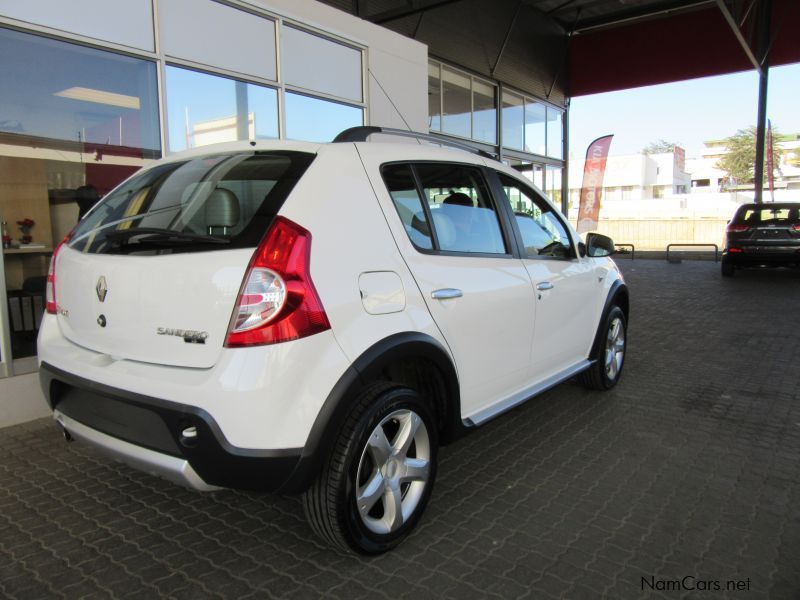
[380,160,520,260]
[486,168,578,262]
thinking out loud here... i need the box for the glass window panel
[382,164,433,250]
[0,0,154,51]
[472,80,496,144]
[501,92,523,151]
[507,160,545,190]
[160,0,276,81]
[428,62,441,132]
[285,93,362,142]
[441,67,470,139]
[547,108,563,159]
[533,164,545,190]
[0,27,160,154]
[546,165,563,206]
[166,66,278,153]
[282,26,362,102]
[524,101,546,156]
[416,164,506,254]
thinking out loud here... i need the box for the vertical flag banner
[577,135,613,234]
[766,119,775,202]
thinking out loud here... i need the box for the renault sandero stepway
[38,127,629,554]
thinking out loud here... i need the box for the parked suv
[38,127,629,554]
[721,202,800,276]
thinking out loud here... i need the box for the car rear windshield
[69,151,315,255]
[733,204,800,225]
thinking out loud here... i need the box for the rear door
[363,154,535,418]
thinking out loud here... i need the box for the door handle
[536,282,554,291]
[431,288,463,300]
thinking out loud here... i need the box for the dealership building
[0,0,572,386]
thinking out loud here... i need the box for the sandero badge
[156,327,209,344]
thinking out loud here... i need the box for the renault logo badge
[96,276,107,302]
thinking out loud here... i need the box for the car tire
[721,260,735,277]
[579,305,626,391]
[302,383,438,554]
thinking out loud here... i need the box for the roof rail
[332,126,497,159]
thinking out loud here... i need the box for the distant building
[568,148,690,205]
[688,133,800,193]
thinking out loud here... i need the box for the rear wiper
[104,227,230,245]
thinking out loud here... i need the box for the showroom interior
[1,0,799,596]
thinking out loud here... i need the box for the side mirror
[586,232,615,258]
[578,241,587,257]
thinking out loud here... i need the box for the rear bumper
[54,409,217,491]
[41,362,306,492]
[723,246,800,266]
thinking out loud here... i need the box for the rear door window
[381,163,433,250]
[381,162,507,255]
[69,151,315,255]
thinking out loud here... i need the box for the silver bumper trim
[54,410,219,492]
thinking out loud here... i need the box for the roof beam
[573,0,713,33]
[491,0,524,77]
[715,0,762,72]
[368,0,466,24]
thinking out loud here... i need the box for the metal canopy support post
[753,0,772,203]
[753,66,769,203]
[561,101,570,216]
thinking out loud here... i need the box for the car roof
[158,139,324,164]
[737,202,800,210]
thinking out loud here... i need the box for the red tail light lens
[792,224,800,232]
[728,247,743,253]
[726,224,750,233]
[225,217,330,347]
[46,236,71,314]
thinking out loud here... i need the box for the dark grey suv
[721,203,800,276]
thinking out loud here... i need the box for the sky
[569,63,800,160]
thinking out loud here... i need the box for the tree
[716,126,784,187]
[642,139,678,154]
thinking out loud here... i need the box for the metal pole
[753,68,769,203]
[0,239,13,378]
[753,0,772,203]
[561,101,569,216]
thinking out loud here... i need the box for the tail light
[728,247,743,253]
[792,224,800,232]
[46,235,71,314]
[726,224,750,233]
[225,217,330,347]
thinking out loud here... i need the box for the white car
[38,127,628,554]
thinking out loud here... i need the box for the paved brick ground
[2,260,799,599]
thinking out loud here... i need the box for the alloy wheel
[605,316,625,380]
[355,409,431,535]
